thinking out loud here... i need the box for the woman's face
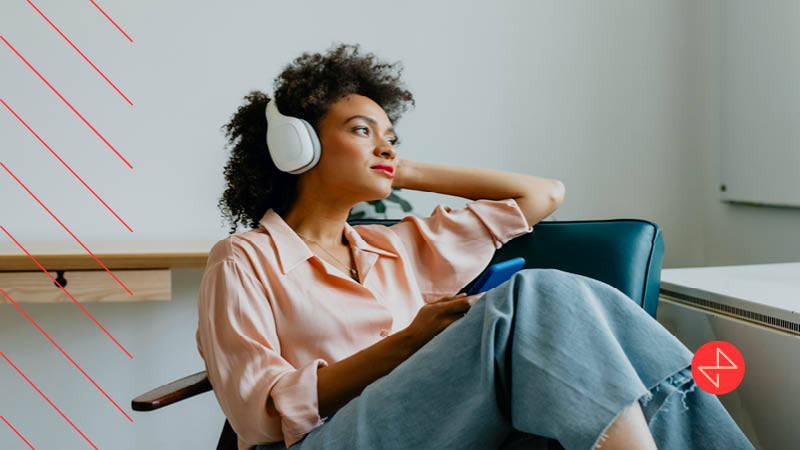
[311,94,399,203]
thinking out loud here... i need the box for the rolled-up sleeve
[388,198,533,303]
[196,258,328,449]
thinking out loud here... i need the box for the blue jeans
[257,269,754,450]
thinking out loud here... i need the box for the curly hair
[218,42,416,234]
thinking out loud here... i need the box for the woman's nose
[375,143,396,159]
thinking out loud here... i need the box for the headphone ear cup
[291,119,321,174]
[266,120,306,173]
[265,99,321,174]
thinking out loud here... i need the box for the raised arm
[392,158,566,226]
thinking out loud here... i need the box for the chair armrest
[131,370,211,411]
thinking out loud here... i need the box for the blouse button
[380,329,389,337]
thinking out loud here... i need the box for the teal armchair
[132,218,666,450]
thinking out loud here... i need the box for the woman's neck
[283,199,354,248]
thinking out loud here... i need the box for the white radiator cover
[656,262,800,450]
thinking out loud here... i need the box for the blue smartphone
[463,257,526,295]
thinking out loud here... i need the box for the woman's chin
[364,187,392,203]
[371,180,393,198]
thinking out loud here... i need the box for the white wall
[1,0,795,448]
[703,0,800,266]
[0,0,711,264]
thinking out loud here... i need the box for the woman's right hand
[402,292,486,347]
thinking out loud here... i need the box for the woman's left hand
[392,157,410,189]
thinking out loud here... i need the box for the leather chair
[132,217,665,449]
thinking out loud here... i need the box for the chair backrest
[348,218,665,319]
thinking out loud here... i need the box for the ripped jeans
[256,269,754,450]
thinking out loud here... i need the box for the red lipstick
[371,164,394,177]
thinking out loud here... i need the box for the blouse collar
[258,208,398,275]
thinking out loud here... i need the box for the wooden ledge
[0,240,218,272]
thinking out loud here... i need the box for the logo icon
[691,340,745,395]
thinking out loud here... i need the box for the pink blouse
[195,198,533,449]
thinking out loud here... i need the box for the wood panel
[0,270,171,303]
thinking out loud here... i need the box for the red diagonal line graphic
[88,0,133,43]
[0,416,36,449]
[0,162,133,295]
[26,0,133,106]
[0,226,133,359]
[1,288,134,422]
[0,35,133,169]
[0,352,99,450]
[0,98,133,233]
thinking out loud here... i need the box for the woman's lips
[371,167,394,178]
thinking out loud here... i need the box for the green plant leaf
[351,189,415,219]
[347,210,367,220]
[365,199,386,213]
[385,192,413,212]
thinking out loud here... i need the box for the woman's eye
[355,127,398,145]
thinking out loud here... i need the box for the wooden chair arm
[131,370,211,411]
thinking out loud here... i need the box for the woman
[196,43,753,450]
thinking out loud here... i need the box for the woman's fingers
[434,292,487,316]
[444,295,479,315]
[432,293,466,304]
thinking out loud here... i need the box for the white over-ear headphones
[265,98,322,174]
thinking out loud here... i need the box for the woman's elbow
[550,180,566,204]
[517,181,564,226]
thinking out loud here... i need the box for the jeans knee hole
[676,381,697,412]
[639,390,654,407]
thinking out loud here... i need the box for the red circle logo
[691,340,745,395]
